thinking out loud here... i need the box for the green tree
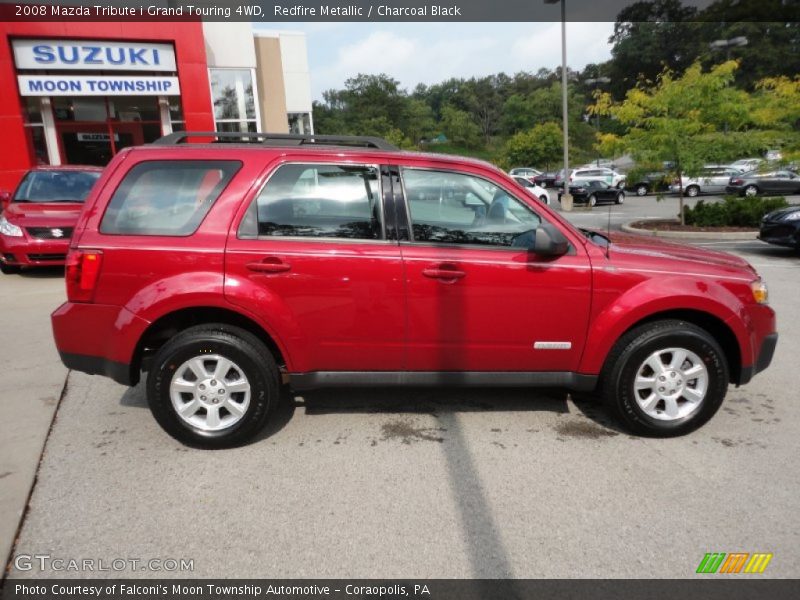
[594,61,745,224]
[502,122,563,170]
[402,99,437,144]
[440,105,483,149]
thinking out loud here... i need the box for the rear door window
[246,164,383,240]
[100,160,240,236]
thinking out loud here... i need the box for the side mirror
[0,190,10,212]
[533,222,569,256]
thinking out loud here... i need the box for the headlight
[751,279,769,304]
[0,216,23,237]
[783,211,800,221]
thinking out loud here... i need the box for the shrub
[683,195,789,227]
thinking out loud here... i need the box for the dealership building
[0,22,313,190]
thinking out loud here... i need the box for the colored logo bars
[696,552,773,574]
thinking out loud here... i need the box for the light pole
[709,36,747,133]
[545,0,571,210]
[585,76,610,166]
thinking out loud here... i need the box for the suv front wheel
[602,320,728,437]
[147,324,279,448]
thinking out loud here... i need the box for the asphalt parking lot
[3,195,799,579]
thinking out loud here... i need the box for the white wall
[277,33,312,114]
[203,23,256,68]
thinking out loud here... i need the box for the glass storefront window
[216,121,257,134]
[24,98,42,124]
[53,97,107,122]
[210,68,257,134]
[288,112,312,135]
[168,97,184,121]
[25,126,49,165]
[110,96,160,122]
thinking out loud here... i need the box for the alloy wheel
[633,347,709,421]
[170,354,251,431]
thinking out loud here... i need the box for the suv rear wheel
[602,320,728,437]
[147,324,279,448]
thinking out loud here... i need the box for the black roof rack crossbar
[153,131,399,151]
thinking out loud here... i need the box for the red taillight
[66,249,103,303]
[731,178,743,185]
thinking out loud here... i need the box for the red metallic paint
[0,166,102,267]
[51,145,777,388]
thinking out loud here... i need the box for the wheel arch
[591,308,743,385]
[132,306,289,384]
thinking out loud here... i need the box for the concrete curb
[621,221,759,240]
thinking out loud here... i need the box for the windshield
[14,170,101,203]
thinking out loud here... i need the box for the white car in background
[512,175,551,205]
[569,167,626,189]
[669,165,742,197]
[509,167,543,180]
[729,158,764,172]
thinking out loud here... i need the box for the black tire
[601,319,729,437]
[147,324,279,448]
[0,263,20,275]
[615,192,625,205]
[635,184,649,197]
[588,194,597,207]
[686,185,700,198]
[744,185,759,197]
[539,194,549,205]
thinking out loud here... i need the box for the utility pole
[545,0,571,210]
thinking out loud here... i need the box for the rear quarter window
[100,160,240,236]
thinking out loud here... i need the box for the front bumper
[0,235,70,267]
[759,222,799,248]
[739,333,778,385]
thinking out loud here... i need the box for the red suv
[1,166,103,273]
[51,133,777,448]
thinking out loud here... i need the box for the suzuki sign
[12,39,176,72]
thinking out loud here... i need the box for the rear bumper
[738,333,778,385]
[52,301,150,386]
[0,236,69,266]
[59,351,135,386]
[725,185,745,196]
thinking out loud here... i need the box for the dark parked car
[726,170,800,197]
[759,205,800,250]
[558,180,625,206]
[533,171,558,188]
[627,172,671,196]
